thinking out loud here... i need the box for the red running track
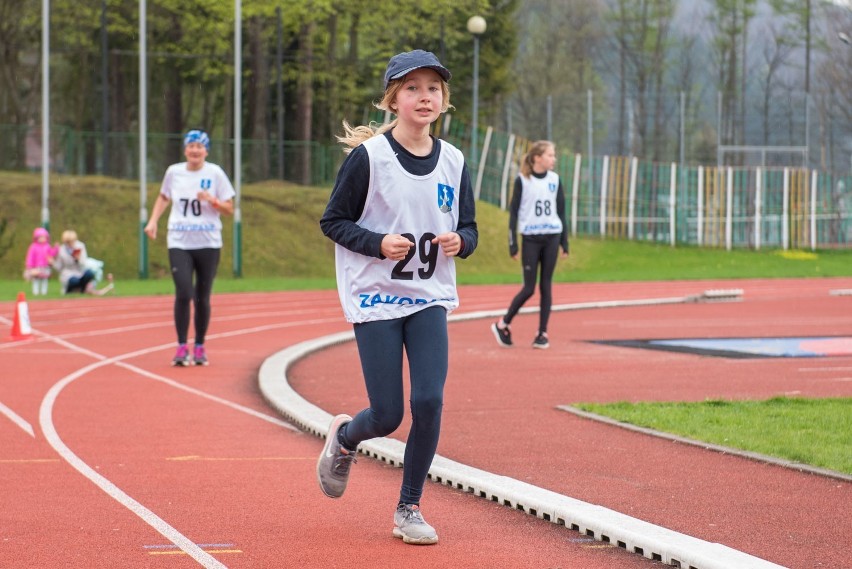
[1,278,850,568]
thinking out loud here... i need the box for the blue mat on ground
[593,337,852,358]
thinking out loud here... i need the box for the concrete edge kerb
[258,291,786,569]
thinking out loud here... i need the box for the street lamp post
[840,32,851,172]
[467,15,486,168]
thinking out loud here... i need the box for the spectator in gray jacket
[52,230,114,295]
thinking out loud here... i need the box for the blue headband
[183,130,210,150]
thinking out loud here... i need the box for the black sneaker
[491,322,512,347]
[532,333,549,349]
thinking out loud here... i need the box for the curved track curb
[259,293,786,569]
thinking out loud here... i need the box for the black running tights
[503,233,560,333]
[342,306,448,505]
[168,247,220,345]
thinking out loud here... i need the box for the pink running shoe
[172,344,190,367]
[193,344,208,366]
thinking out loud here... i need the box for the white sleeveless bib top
[335,135,465,323]
[517,171,563,235]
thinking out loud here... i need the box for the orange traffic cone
[10,292,33,340]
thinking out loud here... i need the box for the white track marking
[116,360,299,432]
[30,314,344,567]
[0,400,35,437]
[39,359,228,569]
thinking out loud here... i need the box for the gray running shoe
[532,333,549,349]
[393,504,438,545]
[316,414,356,498]
[491,322,512,347]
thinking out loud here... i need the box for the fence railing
[5,121,852,250]
[564,158,852,250]
[428,115,852,251]
[0,124,340,187]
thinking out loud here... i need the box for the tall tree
[709,0,756,156]
[604,0,676,160]
[512,0,604,152]
[754,23,793,146]
[768,0,814,95]
[0,0,40,168]
[247,14,270,180]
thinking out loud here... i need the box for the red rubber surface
[1,279,850,568]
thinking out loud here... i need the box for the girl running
[491,140,568,349]
[317,49,478,545]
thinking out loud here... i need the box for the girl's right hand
[381,234,414,261]
[144,222,157,240]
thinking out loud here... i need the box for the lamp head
[467,15,487,36]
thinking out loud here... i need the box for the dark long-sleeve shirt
[320,131,478,259]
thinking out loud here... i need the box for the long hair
[520,140,555,178]
[337,78,453,153]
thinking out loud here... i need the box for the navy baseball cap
[383,50,451,90]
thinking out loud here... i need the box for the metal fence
[5,120,852,250]
[423,115,852,251]
[0,124,339,186]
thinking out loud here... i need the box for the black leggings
[503,233,560,333]
[342,306,448,505]
[168,248,220,345]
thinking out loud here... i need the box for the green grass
[574,398,852,475]
[1,170,851,476]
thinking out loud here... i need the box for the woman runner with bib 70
[144,129,235,367]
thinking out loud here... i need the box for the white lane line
[116,360,300,433]
[31,305,341,331]
[0,400,35,437]
[30,315,345,567]
[34,314,343,344]
[39,357,228,569]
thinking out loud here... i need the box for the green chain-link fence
[5,120,852,250]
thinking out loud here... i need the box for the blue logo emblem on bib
[438,183,455,213]
[200,179,212,190]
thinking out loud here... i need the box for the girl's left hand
[432,232,462,257]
